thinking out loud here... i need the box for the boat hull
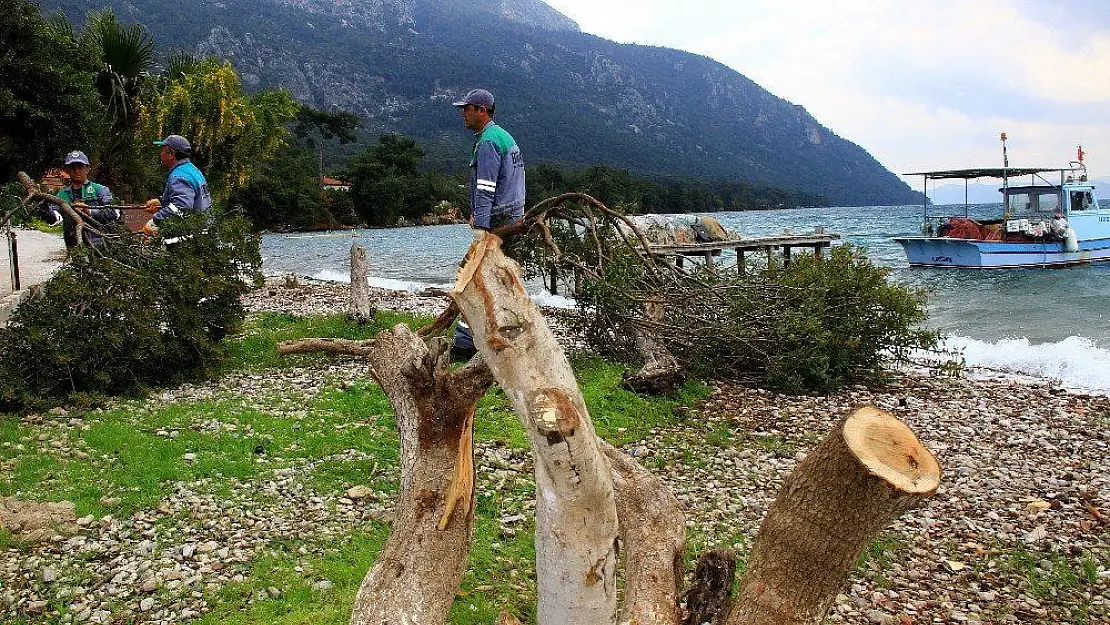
[894,237,1110,268]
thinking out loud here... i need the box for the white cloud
[543,0,1110,177]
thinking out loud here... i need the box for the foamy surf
[942,335,1110,396]
[306,270,577,309]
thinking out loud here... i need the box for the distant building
[322,176,351,192]
[40,168,69,192]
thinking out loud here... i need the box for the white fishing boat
[895,141,1110,268]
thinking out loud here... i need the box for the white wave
[942,335,1110,395]
[369,277,453,293]
[308,269,580,308]
[311,269,351,284]
[533,290,577,310]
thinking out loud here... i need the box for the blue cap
[63,150,90,166]
[452,89,495,109]
[153,134,192,154]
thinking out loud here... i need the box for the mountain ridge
[41,0,922,207]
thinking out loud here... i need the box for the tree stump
[727,406,941,625]
[348,242,375,324]
[452,231,620,625]
[348,326,493,625]
[602,441,686,625]
[623,301,685,395]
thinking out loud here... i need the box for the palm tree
[77,10,155,197]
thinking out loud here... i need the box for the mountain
[41,0,921,207]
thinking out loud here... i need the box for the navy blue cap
[452,89,495,109]
[63,151,90,166]
[154,134,192,153]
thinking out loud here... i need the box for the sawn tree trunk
[727,406,941,625]
[348,325,493,625]
[348,242,374,324]
[451,231,620,625]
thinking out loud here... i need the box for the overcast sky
[543,0,1110,189]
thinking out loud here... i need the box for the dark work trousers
[453,208,524,353]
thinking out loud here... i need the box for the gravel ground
[2,279,1107,624]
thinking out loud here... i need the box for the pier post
[736,249,745,274]
[783,246,793,266]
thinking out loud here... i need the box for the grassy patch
[195,527,391,625]
[0,384,402,516]
[856,533,906,589]
[225,311,431,371]
[0,311,716,625]
[1006,547,1101,599]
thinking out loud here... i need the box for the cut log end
[622,367,686,396]
[843,406,941,495]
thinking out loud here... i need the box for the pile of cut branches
[509,194,939,393]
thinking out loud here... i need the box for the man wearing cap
[143,134,213,235]
[55,151,119,249]
[450,88,526,359]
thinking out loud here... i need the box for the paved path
[1,228,65,323]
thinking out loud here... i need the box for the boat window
[1070,190,1094,211]
[1007,190,1060,215]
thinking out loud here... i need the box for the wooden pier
[545,229,841,294]
[650,230,840,272]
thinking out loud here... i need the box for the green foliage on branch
[0,212,262,411]
[514,207,937,393]
[144,57,299,202]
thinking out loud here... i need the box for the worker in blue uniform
[450,88,526,360]
[143,134,212,236]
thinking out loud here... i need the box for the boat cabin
[896,154,1110,267]
[904,164,1104,241]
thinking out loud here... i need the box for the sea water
[261,204,1110,394]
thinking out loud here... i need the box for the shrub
[757,246,938,392]
[519,217,938,394]
[0,211,261,411]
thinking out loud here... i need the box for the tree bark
[348,242,375,324]
[727,407,941,625]
[682,549,737,625]
[277,338,375,357]
[624,301,685,395]
[601,442,685,625]
[451,231,620,625]
[348,326,494,625]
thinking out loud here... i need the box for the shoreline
[2,277,1108,623]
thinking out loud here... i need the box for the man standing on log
[143,134,213,237]
[450,88,526,360]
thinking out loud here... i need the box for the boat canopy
[902,167,1069,180]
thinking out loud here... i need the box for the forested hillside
[40,0,923,207]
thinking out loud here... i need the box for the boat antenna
[1001,132,1009,168]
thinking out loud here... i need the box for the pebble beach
[1,278,1107,624]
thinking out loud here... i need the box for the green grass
[0,311,711,624]
[1006,547,1102,598]
[25,218,64,235]
[194,528,391,625]
[856,533,906,589]
[225,311,432,370]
